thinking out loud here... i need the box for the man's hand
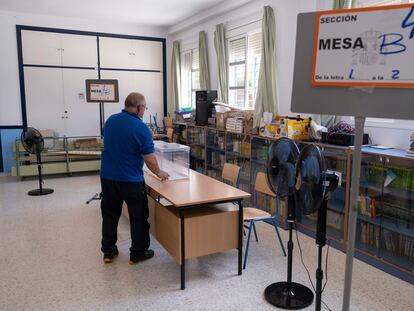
[157,170,169,181]
[144,153,169,181]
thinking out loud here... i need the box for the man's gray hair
[125,92,145,108]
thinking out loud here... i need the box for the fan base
[28,188,54,196]
[264,281,314,310]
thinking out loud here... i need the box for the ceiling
[0,0,228,27]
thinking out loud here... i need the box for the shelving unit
[12,136,102,178]
[356,146,413,279]
[206,128,226,180]
[175,122,414,283]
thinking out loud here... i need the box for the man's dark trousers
[100,178,150,257]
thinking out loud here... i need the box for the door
[62,69,100,136]
[21,30,62,66]
[61,34,98,68]
[99,37,134,69]
[24,67,65,136]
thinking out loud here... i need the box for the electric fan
[264,137,314,309]
[295,144,339,311]
[21,127,54,196]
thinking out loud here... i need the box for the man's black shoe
[129,249,154,265]
[103,249,119,264]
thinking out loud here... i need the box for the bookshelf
[206,128,226,180]
[357,147,414,277]
[187,125,206,174]
[176,123,414,283]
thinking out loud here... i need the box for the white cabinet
[21,30,98,67]
[24,67,66,135]
[99,37,163,71]
[132,40,163,71]
[21,28,164,137]
[101,70,163,124]
[100,70,135,119]
[24,67,100,136]
[60,34,98,67]
[134,71,163,124]
[62,69,101,136]
[22,31,62,66]
[99,37,134,69]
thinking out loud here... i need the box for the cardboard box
[282,118,311,140]
[74,138,101,149]
[39,129,55,138]
[259,117,311,140]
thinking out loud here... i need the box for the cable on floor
[294,228,333,311]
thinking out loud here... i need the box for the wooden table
[144,170,250,290]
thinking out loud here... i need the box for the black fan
[295,144,339,311]
[21,127,54,196]
[264,138,314,310]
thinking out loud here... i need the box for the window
[180,48,200,109]
[228,31,262,110]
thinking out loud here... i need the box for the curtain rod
[227,18,262,32]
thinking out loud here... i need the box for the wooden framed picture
[85,79,119,103]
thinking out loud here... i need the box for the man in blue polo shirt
[100,92,169,264]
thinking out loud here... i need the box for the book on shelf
[381,229,414,259]
[358,222,380,248]
[357,195,377,218]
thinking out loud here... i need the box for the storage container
[145,141,190,180]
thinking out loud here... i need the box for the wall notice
[85,79,119,103]
[312,4,414,88]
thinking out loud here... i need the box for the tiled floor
[0,174,413,311]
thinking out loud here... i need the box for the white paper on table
[263,112,273,124]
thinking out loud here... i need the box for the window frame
[227,30,261,110]
[180,47,200,109]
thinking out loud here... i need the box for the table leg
[180,209,185,290]
[238,200,243,276]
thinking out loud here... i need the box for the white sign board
[85,79,119,103]
[312,4,414,88]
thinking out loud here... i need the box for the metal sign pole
[342,116,366,311]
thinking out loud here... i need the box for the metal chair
[243,172,287,269]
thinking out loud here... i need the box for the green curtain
[254,6,277,127]
[171,41,181,112]
[214,23,228,103]
[333,0,355,9]
[199,31,210,91]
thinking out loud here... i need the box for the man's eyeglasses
[139,105,148,110]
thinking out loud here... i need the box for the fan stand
[28,140,54,196]
[265,195,314,309]
[315,195,328,311]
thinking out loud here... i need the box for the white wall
[0,9,167,127]
[167,0,414,150]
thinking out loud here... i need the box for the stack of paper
[407,132,414,158]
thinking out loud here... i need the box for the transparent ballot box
[145,141,190,180]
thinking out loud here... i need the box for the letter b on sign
[379,33,406,55]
